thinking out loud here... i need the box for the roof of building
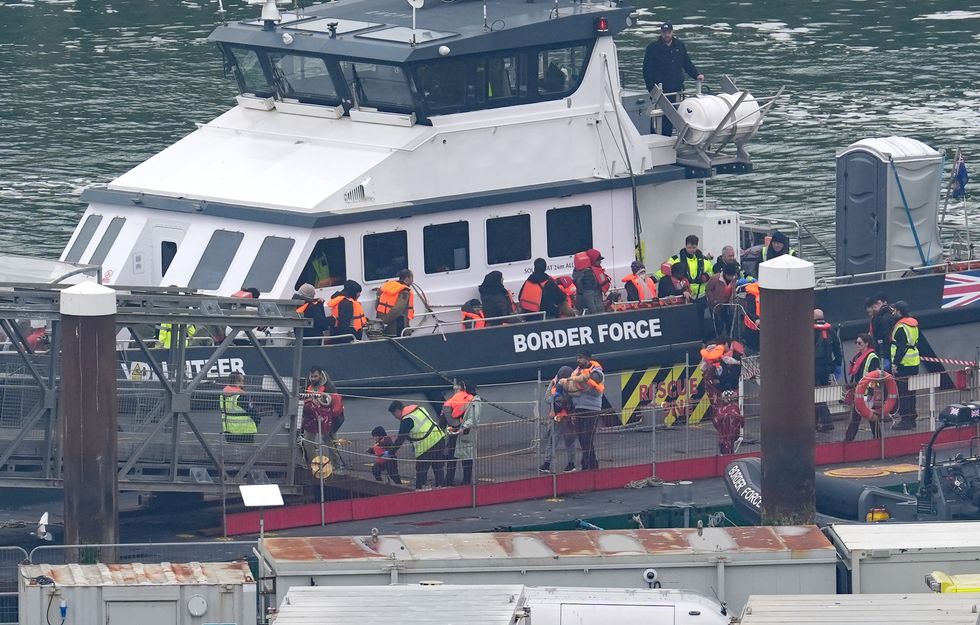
[827,521,980,553]
[261,527,834,570]
[738,593,980,624]
[274,585,525,625]
[20,562,254,587]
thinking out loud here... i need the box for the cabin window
[64,214,103,264]
[482,53,522,103]
[537,44,589,96]
[188,230,244,290]
[295,237,346,290]
[546,205,592,257]
[416,58,469,112]
[161,241,178,278]
[269,53,340,104]
[363,230,408,282]
[341,61,416,112]
[244,236,295,293]
[423,221,469,274]
[226,46,273,97]
[486,214,531,265]
[89,217,126,265]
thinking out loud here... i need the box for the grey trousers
[541,418,578,465]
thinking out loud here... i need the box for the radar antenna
[246,0,290,31]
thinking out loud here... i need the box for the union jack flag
[942,270,980,308]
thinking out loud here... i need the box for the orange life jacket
[296,299,323,315]
[555,276,576,312]
[376,281,414,321]
[519,276,550,313]
[743,282,761,330]
[461,310,486,330]
[443,390,475,422]
[592,266,611,295]
[575,360,606,394]
[700,344,726,362]
[622,273,656,300]
[814,320,832,339]
[327,294,366,331]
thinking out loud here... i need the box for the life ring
[854,370,898,421]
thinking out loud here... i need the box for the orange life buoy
[854,370,899,421]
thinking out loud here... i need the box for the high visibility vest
[443,390,474,426]
[295,299,323,315]
[657,254,707,298]
[327,295,366,331]
[158,323,197,348]
[311,255,330,287]
[761,246,799,261]
[403,404,444,457]
[220,385,257,435]
[461,310,486,330]
[376,281,415,321]
[622,273,656,301]
[518,277,549,313]
[575,360,606,394]
[891,317,921,367]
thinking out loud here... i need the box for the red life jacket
[555,276,576,313]
[592,266,611,295]
[573,252,591,271]
[814,321,832,339]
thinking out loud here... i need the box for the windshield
[226,46,273,97]
[269,52,341,105]
[341,61,416,112]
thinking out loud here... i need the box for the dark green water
[1,0,978,265]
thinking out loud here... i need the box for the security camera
[642,568,658,584]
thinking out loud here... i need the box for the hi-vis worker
[389,400,446,489]
[890,300,920,430]
[220,372,259,444]
[622,261,657,302]
[158,323,197,349]
[760,230,798,262]
[328,280,366,340]
[519,258,570,319]
[562,350,605,471]
[655,235,711,299]
[440,380,481,486]
[376,269,414,337]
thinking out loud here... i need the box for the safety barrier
[0,547,28,625]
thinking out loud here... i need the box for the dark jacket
[814,322,843,385]
[658,276,689,299]
[301,300,334,338]
[643,37,700,92]
[478,271,514,326]
[870,306,899,359]
[523,271,567,319]
[572,268,603,314]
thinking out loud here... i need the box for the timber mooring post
[60,282,119,548]
[759,255,816,526]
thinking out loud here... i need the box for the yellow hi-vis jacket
[403,404,444,457]
[220,385,257,435]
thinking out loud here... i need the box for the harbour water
[1,0,978,269]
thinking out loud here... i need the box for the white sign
[120,357,245,381]
[512,318,662,353]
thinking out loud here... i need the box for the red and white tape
[920,356,979,367]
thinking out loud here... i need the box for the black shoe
[893,421,916,431]
[816,425,834,433]
[563,463,576,473]
[538,463,551,473]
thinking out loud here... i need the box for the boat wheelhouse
[62,0,767,321]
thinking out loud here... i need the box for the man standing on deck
[890,301,921,430]
[643,21,704,137]
[389,400,446,489]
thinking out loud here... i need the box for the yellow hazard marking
[620,363,709,426]
[881,463,920,473]
[824,463,922,478]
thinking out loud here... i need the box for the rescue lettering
[512,318,662,353]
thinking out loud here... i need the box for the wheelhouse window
[269,53,340,105]
[341,61,416,112]
[225,46,273,97]
[364,231,408,282]
[295,237,345,289]
[487,214,531,265]
[423,221,469,274]
[244,236,295,292]
[188,230,244,290]
[64,214,103,263]
[547,205,592,257]
[537,44,589,96]
[416,58,469,113]
[89,217,126,265]
[161,241,178,278]
[482,54,522,103]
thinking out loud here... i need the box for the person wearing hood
[328,280,366,340]
[572,248,611,314]
[539,365,579,474]
[706,263,739,336]
[761,230,798,262]
[295,283,335,339]
[814,308,843,433]
[890,300,920,430]
[655,235,711,299]
[622,261,657,302]
[478,270,516,325]
[519,258,570,319]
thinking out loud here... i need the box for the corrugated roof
[274,585,524,625]
[262,526,832,565]
[828,521,980,552]
[20,561,254,587]
[739,593,980,624]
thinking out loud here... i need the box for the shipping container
[258,527,837,615]
[737,593,980,624]
[826,521,980,593]
[273,584,730,625]
[18,562,256,625]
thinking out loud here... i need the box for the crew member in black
[642,21,703,136]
